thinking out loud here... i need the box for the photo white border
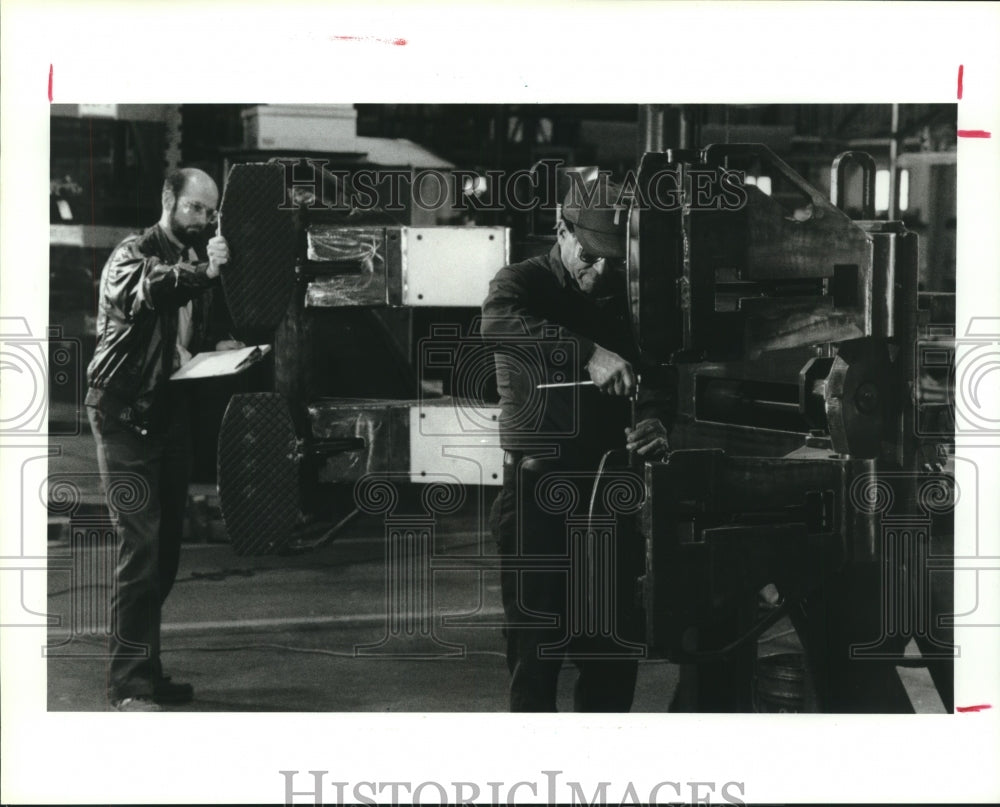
[2,1,999,803]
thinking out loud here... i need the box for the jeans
[87,395,191,701]
[489,458,644,711]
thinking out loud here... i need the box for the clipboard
[169,344,272,381]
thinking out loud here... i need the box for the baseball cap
[561,178,628,259]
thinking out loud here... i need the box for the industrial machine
[630,144,954,711]
[209,146,954,712]
[214,161,507,554]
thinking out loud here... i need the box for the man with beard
[483,178,674,711]
[86,167,239,711]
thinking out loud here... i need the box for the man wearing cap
[482,177,675,711]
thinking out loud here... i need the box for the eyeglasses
[180,199,218,222]
[576,246,625,273]
[575,243,601,265]
[562,220,620,267]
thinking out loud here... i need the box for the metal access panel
[409,404,503,485]
[402,227,510,306]
[304,225,509,308]
[308,397,503,485]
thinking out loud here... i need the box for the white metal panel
[408,404,503,485]
[401,227,509,307]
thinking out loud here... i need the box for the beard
[168,208,210,253]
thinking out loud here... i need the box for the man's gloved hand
[625,418,670,457]
[206,233,229,279]
[586,345,636,396]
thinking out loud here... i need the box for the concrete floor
[46,511,682,712]
[45,401,945,714]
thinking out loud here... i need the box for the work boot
[153,675,194,704]
[112,696,163,712]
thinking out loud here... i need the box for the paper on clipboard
[169,344,271,381]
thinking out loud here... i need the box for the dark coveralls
[86,223,223,702]
[482,244,673,711]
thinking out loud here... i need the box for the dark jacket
[86,224,223,429]
[482,244,675,463]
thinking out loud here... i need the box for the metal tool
[535,380,595,389]
[536,376,641,461]
[535,376,641,397]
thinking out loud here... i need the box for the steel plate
[218,392,301,555]
[219,163,298,343]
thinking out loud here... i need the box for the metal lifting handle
[831,151,877,219]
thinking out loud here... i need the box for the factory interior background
[45,102,956,713]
